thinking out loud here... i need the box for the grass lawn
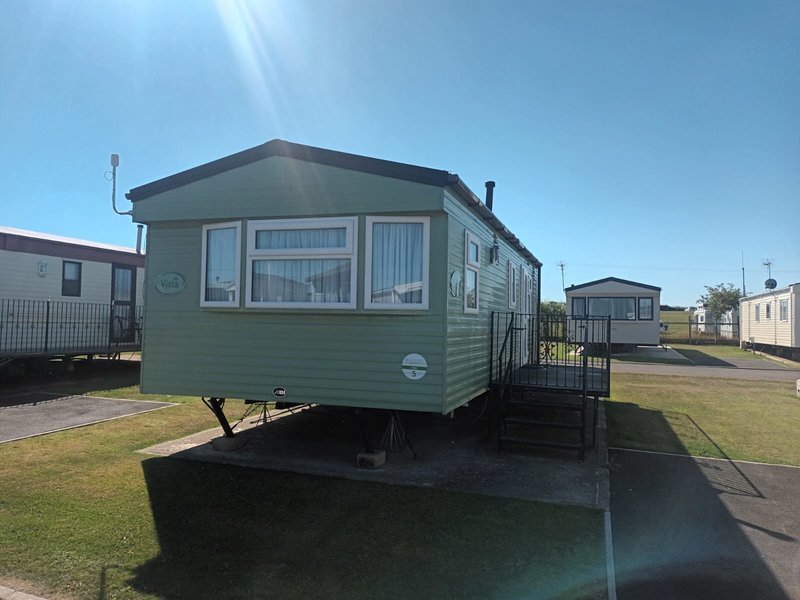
[0,365,606,600]
[607,372,800,465]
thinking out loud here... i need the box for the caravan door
[110,264,136,343]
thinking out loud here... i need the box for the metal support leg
[202,397,235,438]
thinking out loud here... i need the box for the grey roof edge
[740,283,800,301]
[564,276,662,292]
[126,139,542,268]
[125,139,452,202]
[447,175,542,267]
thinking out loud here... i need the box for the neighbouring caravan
[565,277,661,347]
[0,226,145,359]
[740,284,800,360]
[693,305,738,339]
[127,140,542,416]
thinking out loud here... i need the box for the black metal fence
[0,298,143,357]
[489,313,611,396]
[659,317,740,345]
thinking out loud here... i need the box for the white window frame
[200,221,242,308]
[780,298,789,321]
[364,216,430,311]
[755,304,761,322]
[464,231,480,314]
[245,217,357,309]
[507,260,518,309]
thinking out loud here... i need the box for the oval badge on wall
[155,272,186,295]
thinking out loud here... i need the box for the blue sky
[1,0,797,306]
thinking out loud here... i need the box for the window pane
[205,227,237,302]
[62,261,81,296]
[638,298,653,320]
[572,297,586,316]
[251,259,351,303]
[766,303,771,319]
[64,262,80,280]
[114,268,133,302]
[589,297,636,319]
[256,228,347,250]
[468,241,479,264]
[780,299,788,320]
[370,223,424,305]
[465,269,478,309]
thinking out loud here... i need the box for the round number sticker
[401,353,428,380]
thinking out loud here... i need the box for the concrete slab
[613,345,691,363]
[141,401,611,510]
[610,449,800,599]
[0,393,175,443]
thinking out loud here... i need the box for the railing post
[489,312,495,385]
[44,298,51,353]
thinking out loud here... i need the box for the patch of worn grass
[0,368,607,600]
[607,372,800,465]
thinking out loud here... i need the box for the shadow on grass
[0,359,140,404]
[671,348,735,367]
[129,458,607,600]
[609,403,789,599]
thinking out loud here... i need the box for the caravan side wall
[137,157,450,412]
[566,281,660,346]
[442,191,537,413]
[0,248,145,305]
[740,286,798,349]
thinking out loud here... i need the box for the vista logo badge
[155,272,186,295]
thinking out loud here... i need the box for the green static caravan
[127,140,541,418]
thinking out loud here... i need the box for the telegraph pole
[557,261,566,290]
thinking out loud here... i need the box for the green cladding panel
[442,191,538,413]
[135,154,537,414]
[138,157,448,413]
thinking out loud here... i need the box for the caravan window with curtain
[365,216,430,310]
[245,217,357,308]
[201,221,241,307]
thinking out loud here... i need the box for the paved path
[610,449,800,599]
[0,393,174,443]
[613,360,800,382]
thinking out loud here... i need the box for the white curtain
[370,222,423,304]
[251,228,351,303]
[205,227,237,302]
[251,259,351,303]
[256,227,346,250]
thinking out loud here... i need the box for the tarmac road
[613,360,800,382]
[611,449,800,599]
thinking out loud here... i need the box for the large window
[365,216,429,310]
[588,297,637,320]
[201,221,242,307]
[62,261,82,297]
[571,297,586,316]
[246,217,357,308]
[464,231,480,314]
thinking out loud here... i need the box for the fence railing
[0,298,143,357]
[489,313,611,395]
[659,317,740,345]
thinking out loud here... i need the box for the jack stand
[202,397,235,438]
[380,410,417,459]
[354,408,385,469]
